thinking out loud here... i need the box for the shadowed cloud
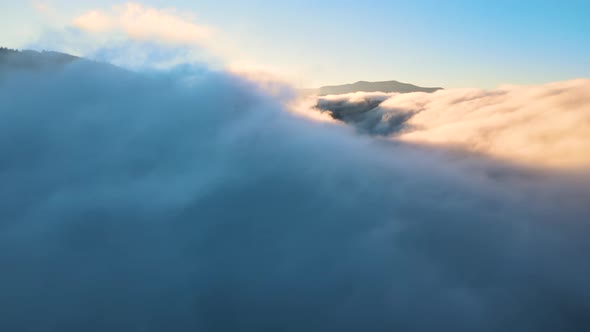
[0,54,589,331]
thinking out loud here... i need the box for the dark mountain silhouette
[0,48,133,81]
[0,48,80,71]
[304,80,443,96]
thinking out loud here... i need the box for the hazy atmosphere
[1,1,589,331]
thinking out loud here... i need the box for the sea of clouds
[1,55,590,331]
[311,80,590,168]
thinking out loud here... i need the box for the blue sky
[1,0,589,88]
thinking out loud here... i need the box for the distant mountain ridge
[0,48,131,79]
[1,48,444,97]
[0,48,80,71]
[304,80,443,96]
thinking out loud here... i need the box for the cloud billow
[313,80,590,168]
[1,59,590,331]
[72,3,211,46]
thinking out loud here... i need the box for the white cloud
[72,3,211,46]
[312,79,590,168]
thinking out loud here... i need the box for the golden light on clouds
[312,79,590,168]
[72,3,211,45]
[397,79,590,168]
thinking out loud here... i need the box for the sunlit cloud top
[72,3,211,46]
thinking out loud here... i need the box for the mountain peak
[306,80,443,96]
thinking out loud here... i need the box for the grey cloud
[315,92,409,135]
[1,59,590,331]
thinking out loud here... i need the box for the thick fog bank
[313,80,590,168]
[1,61,590,331]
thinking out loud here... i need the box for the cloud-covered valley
[1,54,590,331]
[311,79,590,168]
